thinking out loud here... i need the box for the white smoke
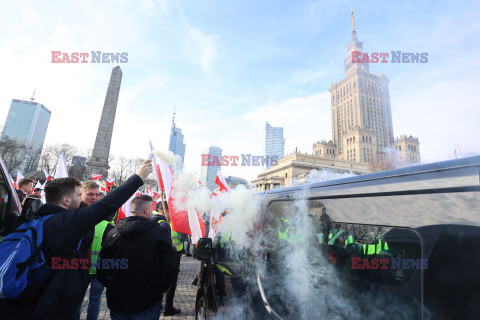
[293,169,356,186]
[152,149,181,165]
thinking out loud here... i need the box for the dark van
[0,155,22,242]
[194,156,480,320]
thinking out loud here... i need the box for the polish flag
[215,170,230,192]
[91,174,103,181]
[98,181,108,193]
[149,141,173,199]
[42,167,52,181]
[106,178,115,191]
[16,170,25,188]
[54,152,68,179]
[168,191,206,239]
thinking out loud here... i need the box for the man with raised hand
[0,160,153,320]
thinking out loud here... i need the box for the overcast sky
[1,0,479,181]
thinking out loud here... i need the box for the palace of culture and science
[253,11,421,191]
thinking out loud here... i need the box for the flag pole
[160,190,169,223]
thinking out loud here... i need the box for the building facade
[200,146,222,191]
[393,135,421,164]
[1,99,51,171]
[168,109,186,170]
[265,122,285,169]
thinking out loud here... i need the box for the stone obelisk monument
[85,66,122,179]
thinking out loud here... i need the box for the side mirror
[196,237,213,260]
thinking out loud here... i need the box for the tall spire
[351,8,356,37]
[171,104,176,129]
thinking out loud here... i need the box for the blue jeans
[87,275,104,320]
[110,298,163,320]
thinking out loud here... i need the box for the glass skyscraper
[1,99,51,171]
[200,146,222,191]
[265,122,285,169]
[168,112,186,170]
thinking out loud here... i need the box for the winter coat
[97,215,175,314]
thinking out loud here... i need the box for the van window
[260,199,423,319]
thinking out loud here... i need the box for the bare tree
[39,143,78,176]
[0,135,41,174]
[110,156,144,184]
[367,150,401,173]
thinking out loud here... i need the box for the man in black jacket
[98,194,175,319]
[0,160,152,320]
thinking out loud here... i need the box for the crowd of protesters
[0,159,191,319]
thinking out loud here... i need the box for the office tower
[265,122,285,169]
[168,108,186,170]
[200,146,222,191]
[1,98,51,171]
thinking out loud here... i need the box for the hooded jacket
[0,174,143,320]
[97,215,175,314]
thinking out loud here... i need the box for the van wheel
[195,295,212,320]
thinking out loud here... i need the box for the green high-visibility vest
[90,220,109,275]
[171,223,183,252]
[363,239,389,255]
[345,235,354,245]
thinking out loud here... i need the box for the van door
[0,155,22,240]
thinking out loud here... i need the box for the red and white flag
[98,181,108,193]
[54,152,68,179]
[42,167,52,181]
[149,141,173,199]
[106,178,115,191]
[91,174,103,181]
[188,208,206,244]
[0,194,8,202]
[215,170,230,192]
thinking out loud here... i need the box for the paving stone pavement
[78,255,200,320]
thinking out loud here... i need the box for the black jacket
[97,215,176,314]
[0,174,143,320]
